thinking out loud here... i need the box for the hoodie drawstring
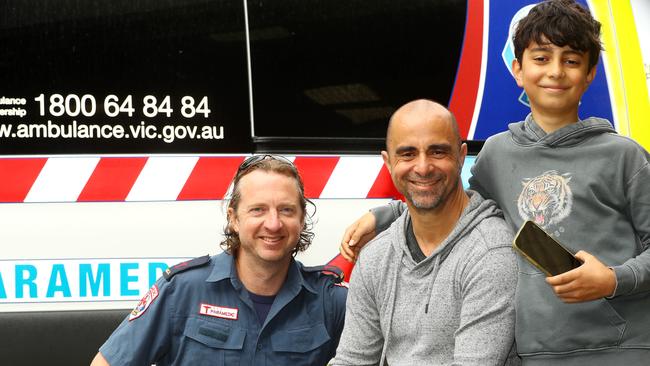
[424,255,441,314]
[379,249,403,366]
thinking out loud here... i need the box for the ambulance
[0,0,648,364]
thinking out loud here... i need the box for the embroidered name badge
[129,285,159,321]
[199,303,239,320]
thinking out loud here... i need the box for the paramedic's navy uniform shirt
[99,252,347,365]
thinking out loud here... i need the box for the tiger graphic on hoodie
[517,170,573,234]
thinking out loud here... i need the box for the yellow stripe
[589,0,629,135]
[589,0,650,149]
[611,1,650,148]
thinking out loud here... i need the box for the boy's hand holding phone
[546,250,617,303]
[513,221,616,303]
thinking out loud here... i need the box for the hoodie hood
[508,114,616,147]
[396,190,503,267]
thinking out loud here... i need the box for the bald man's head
[381,99,467,212]
[386,100,461,152]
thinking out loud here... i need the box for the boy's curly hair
[514,0,603,70]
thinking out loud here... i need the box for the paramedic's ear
[512,58,524,87]
[227,207,239,233]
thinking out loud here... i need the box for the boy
[340,0,650,364]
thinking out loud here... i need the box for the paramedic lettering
[0,259,183,303]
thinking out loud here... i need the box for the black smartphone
[513,220,582,276]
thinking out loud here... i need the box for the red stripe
[293,157,340,198]
[366,165,404,200]
[448,0,484,139]
[78,157,148,202]
[326,254,356,282]
[0,158,47,202]
[177,157,245,200]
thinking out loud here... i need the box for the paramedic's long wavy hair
[221,156,315,256]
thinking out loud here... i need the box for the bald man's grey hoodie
[333,191,519,366]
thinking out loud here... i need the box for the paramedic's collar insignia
[163,255,211,281]
[302,265,345,283]
[129,284,159,321]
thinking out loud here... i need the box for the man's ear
[227,207,239,233]
[512,58,524,87]
[381,150,392,175]
[459,142,468,169]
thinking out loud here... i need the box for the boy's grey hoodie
[469,115,650,365]
[333,191,519,366]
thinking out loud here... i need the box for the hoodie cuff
[610,264,636,297]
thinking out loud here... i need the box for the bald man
[331,100,520,366]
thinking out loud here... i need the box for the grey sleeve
[612,160,650,296]
[468,159,483,195]
[468,146,490,198]
[371,201,406,234]
[331,257,383,366]
[455,246,518,365]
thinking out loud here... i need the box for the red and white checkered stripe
[0,155,402,203]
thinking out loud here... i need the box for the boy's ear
[512,59,524,87]
[586,65,597,85]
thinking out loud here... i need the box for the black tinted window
[1,0,251,154]
[249,0,466,141]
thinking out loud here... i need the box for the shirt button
[257,344,263,350]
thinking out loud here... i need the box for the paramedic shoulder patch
[129,284,159,321]
[163,255,211,281]
[302,264,345,284]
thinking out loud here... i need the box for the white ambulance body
[0,1,648,363]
